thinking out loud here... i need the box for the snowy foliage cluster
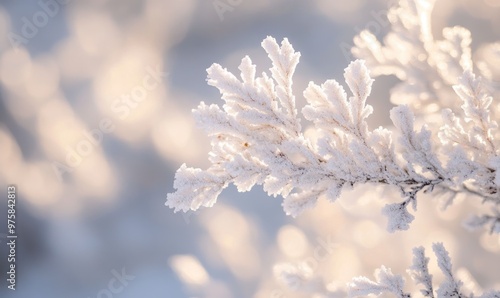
[348,243,499,298]
[274,243,499,297]
[167,0,500,296]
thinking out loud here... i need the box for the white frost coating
[348,266,409,298]
[433,242,464,298]
[166,164,229,212]
[407,247,434,297]
[382,202,415,232]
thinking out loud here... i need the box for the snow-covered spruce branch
[352,0,500,117]
[347,243,500,298]
[351,0,500,232]
[273,243,500,297]
[166,33,499,232]
[166,0,500,296]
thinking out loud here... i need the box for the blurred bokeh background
[0,0,499,297]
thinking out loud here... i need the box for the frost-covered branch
[166,0,500,296]
[345,243,500,298]
[350,0,500,215]
[273,243,499,298]
[464,208,500,234]
[348,266,410,298]
[351,0,481,115]
[408,247,434,297]
[167,33,499,232]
